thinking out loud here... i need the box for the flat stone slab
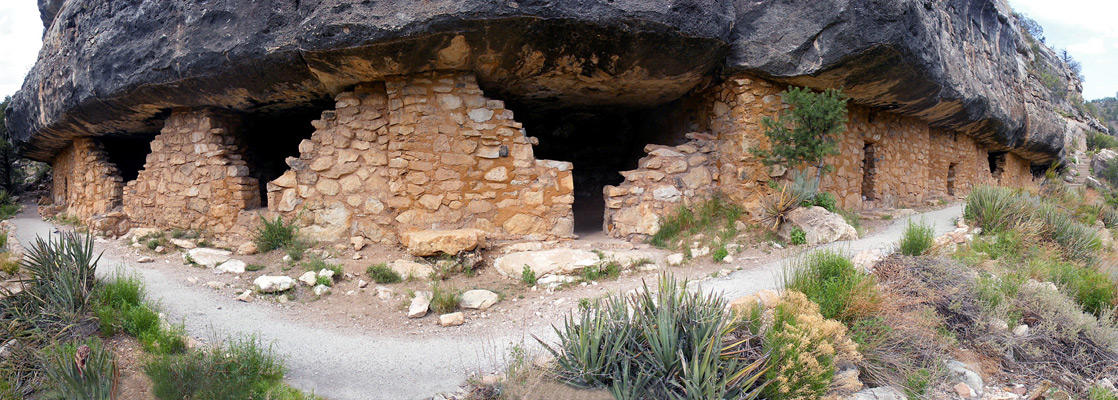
[460,290,499,310]
[399,229,485,257]
[186,248,232,268]
[493,248,600,277]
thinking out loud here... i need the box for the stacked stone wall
[122,110,260,233]
[266,72,574,243]
[603,134,720,236]
[50,137,124,220]
[604,73,1036,238]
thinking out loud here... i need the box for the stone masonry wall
[603,133,719,237]
[50,137,124,221]
[123,109,260,233]
[604,73,1035,238]
[267,72,574,243]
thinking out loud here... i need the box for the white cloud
[0,1,43,99]
[1069,37,1106,55]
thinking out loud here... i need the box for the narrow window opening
[947,163,957,196]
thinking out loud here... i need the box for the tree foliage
[1015,12,1045,44]
[751,87,849,179]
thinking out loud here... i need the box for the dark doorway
[99,134,157,183]
[987,151,1006,179]
[947,163,957,196]
[506,101,695,233]
[239,104,330,207]
[861,142,877,201]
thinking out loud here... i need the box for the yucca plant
[40,339,117,399]
[539,275,767,399]
[1034,203,1101,262]
[963,186,1034,234]
[761,185,807,231]
[19,232,101,323]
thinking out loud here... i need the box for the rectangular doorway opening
[861,142,877,201]
[988,151,1006,179]
[947,163,957,196]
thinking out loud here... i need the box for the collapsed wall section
[49,137,124,220]
[266,72,574,243]
[122,109,261,233]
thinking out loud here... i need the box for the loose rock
[253,275,295,293]
[313,284,331,296]
[399,228,485,256]
[186,248,233,268]
[408,291,432,318]
[298,271,318,286]
[214,259,246,274]
[439,312,465,327]
[493,249,600,277]
[460,290,499,310]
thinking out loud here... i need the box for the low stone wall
[49,137,124,220]
[603,133,720,237]
[123,109,260,233]
[267,72,574,243]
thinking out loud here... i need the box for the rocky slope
[3,0,1101,165]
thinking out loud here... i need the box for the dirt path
[9,203,964,399]
[698,204,964,300]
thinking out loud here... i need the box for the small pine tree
[751,87,849,181]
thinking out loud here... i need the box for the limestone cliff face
[3,0,1098,165]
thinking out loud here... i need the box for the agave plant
[19,232,102,320]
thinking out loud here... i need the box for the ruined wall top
[4,0,1098,165]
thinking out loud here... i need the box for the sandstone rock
[186,248,233,268]
[954,382,976,398]
[408,292,432,318]
[1013,324,1029,337]
[376,286,394,300]
[313,284,331,296]
[237,241,258,255]
[205,281,224,290]
[236,290,254,302]
[317,268,336,280]
[851,249,885,272]
[945,360,984,396]
[298,271,318,286]
[170,238,196,249]
[439,312,465,327]
[1093,150,1118,180]
[214,259,246,274]
[493,249,600,277]
[253,276,295,293]
[536,274,577,288]
[357,279,368,288]
[399,229,485,256]
[460,290,499,310]
[389,260,434,280]
[847,386,907,400]
[779,206,858,245]
[666,253,684,266]
[350,236,366,251]
[136,256,154,263]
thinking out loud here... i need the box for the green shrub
[314,275,332,287]
[809,192,838,212]
[254,214,299,253]
[1087,130,1118,151]
[899,219,935,256]
[782,250,880,323]
[144,336,287,400]
[789,227,807,245]
[40,339,116,400]
[520,265,537,286]
[971,231,1023,261]
[429,284,460,314]
[712,246,729,262]
[245,264,266,272]
[749,291,854,400]
[751,87,849,178]
[542,276,766,398]
[650,195,743,249]
[1089,385,1118,400]
[580,261,621,281]
[367,263,402,284]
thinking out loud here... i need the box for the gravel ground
[10,203,964,399]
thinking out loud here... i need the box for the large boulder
[1092,149,1118,181]
[779,206,858,246]
[493,249,600,278]
[253,275,295,293]
[399,229,485,257]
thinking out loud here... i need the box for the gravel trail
[10,203,963,399]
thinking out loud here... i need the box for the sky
[0,1,40,101]
[0,1,1113,101]
[1008,0,1118,100]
